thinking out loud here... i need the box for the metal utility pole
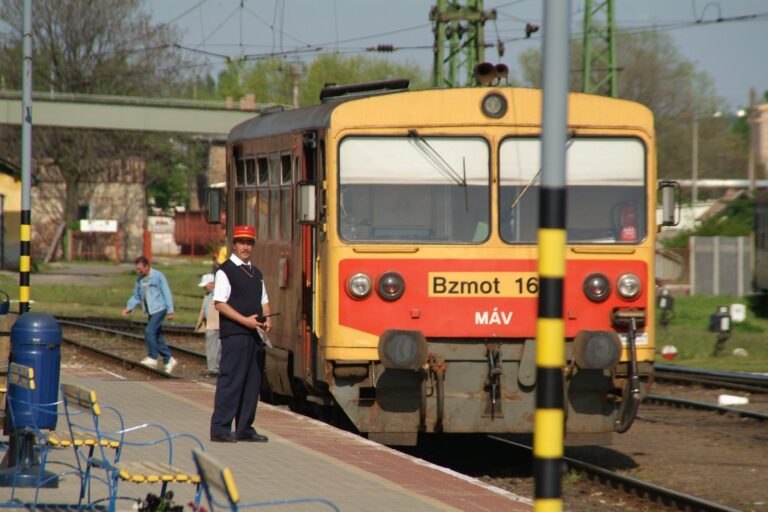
[747,88,757,195]
[581,0,617,97]
[430,0,497,88]
[19,0,33,315]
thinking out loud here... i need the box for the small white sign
[730,303,746,323]
[79,219,118,233]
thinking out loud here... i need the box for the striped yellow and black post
[19,210,31,314]
[534,192,566,512]
[535,1,570,511]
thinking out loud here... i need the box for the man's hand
[121,308,131,317]
[167,313,175,320]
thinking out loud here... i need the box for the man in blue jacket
[122,256,177,373]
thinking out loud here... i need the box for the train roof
[228,79,412,144]
[227,101,339,144]
[227,84,655,144]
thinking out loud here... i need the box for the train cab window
[499,137,647,244]
[339,136,490,243]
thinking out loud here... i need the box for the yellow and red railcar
[217,81,671,445]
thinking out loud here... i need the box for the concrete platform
[3,366,533,511]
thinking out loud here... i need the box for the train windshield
[499,137,647,244]
[339,136,490,243]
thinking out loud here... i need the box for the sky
[148,0,768,110]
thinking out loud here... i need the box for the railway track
[655,363,768,394]
[488,436,743,512]
[644,393,768,421]
[58,316,208,380]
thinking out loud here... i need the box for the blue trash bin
[9,312,62,430]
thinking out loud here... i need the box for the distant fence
[690,236,752,296]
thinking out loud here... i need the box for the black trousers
[210,332,265,438]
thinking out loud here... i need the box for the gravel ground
[481,383,768,511]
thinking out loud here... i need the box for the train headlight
[617,273,642,300]
[347,273,372,299]
[377,272,405,301]
[378,329,428,370]
[583,273,610,302]
[481,92,507,118]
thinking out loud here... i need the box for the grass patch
[655,295,768,372]
[0,259,212,326]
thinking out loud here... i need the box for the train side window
[257,156,269,186]
[270,189,280,240]
[281,154,292,185]
[269,153,280,186]
[281,154,293,241]
[245,158,256,185]
[235,158,246,186]
[257,191,268,240]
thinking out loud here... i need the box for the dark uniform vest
[219,259,264,339]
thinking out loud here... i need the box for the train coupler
[482,344,504,419]
[615,317,641,433]
[420,354,446,432]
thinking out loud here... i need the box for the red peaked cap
[232,225,255,240]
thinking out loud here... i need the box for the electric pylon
[430,0,497,88]
[582,0,617,97]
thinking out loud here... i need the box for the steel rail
[58,319,205,359]
[55,315,199,337]
[62,335,177,379]
[655,364,768,393]
[644,393,768,421]
[488,435,743,512]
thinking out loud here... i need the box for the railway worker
[195,273,221,376]
[122,256,177,374]
[209,225,271,443]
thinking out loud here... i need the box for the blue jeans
[146,309,172,363]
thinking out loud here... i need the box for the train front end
[321,89,656,446]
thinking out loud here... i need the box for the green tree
[144,137,208,212]
[0,0,197,258]
[661,197,754,248]
[208,53,428,107]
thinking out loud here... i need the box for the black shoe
[238,432,268,442]
[210,434,237,443]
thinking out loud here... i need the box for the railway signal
[657,288,675,328]
[709,305,732,356]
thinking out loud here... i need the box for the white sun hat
[197,273,215,287]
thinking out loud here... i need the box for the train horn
[474,62,497,85]
[495,63,509,83]
[474,62,509,86]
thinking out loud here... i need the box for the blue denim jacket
[126,268,174,316]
